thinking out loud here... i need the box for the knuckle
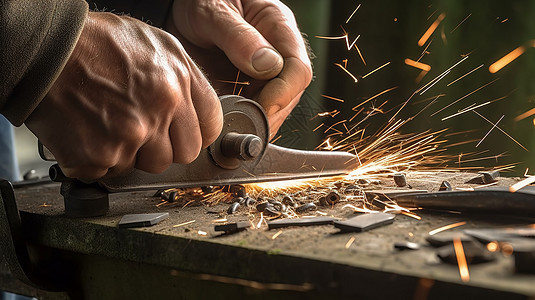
[174,140,201,164]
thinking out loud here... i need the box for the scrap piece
[465,171,499,184]
[436,240,496,265]
[394,241,420,251]
[426,231,473,247]
[214,221,252,233]
[439,181,452,191]
[334,212,395,233]
[118,212,169,228]
[393,173,407,187]
[267,216,336,230]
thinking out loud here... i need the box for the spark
[405,58,431,71]
[362,61,391,79]
[473,111,528,151]
[271,230,283,240]
[431,78,499,116]
[417,55,470,95]
[343,204,375,214]
[515,107,535,122]
[324,120,347,134]
[257,212,264,229]
[334,63,359,82]
[352,86,398,111]
[197,230,208,236]
[447,64,484,86]
[345,236,356,248]
[419,70,450,95]
[428,221,466,235]
[418,12,446,47]
[271,135,282,144]
[501,18,509,23]
[489,46,526,73]
[441,95,508,121]
[450,13,472,34]
[321,94,345,102]
[217,80,250,85]
[321,138,334,150]
[345,3,361,23]
[173,220,196,228]
[509,176,535,192]
[316,33,361,51]
[401,211,422,220]
[314,110,339,118]
[313,123,324,132]
[233,70,241,95]
[453,238,470,282]
[475,115,504,147]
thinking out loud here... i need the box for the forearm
[0,0,88,126]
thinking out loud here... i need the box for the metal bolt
[393,173,407,187]
[221,132,263,160]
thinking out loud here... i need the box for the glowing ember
[418,12,446,47]
[489,46,526,73]
[428,221,467,235]
[453,238,470,282]
[405,58,431,72]
[345,236,356,248]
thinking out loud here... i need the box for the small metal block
[334,212,395,233]
[393,173,407,187]
[267,216,336,230]
[481,171,500,183]
[394,241,420,251]
[152,189,164,197]
[214,221,251,233]
[167,191,177,203]
[325,191,341,205]
[256,202,272,213]
[295,202,317,213]
[118,212,169,228]
[227,202,240,214]
[438,181,452,191]
[230,185,246,197]
[244,196,256,207]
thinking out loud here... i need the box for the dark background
[278,0,535,175]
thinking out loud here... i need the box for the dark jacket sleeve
[0,0,88,126]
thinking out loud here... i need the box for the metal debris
[439,181,452,191]
[295,202,317,213]
[393,173,407,187]
[167,191,177,203]
[22,169,38,181]
[118,212,169,228]
[394,241,420,251]
[227,202,240,214]
[214,221,252,233]
[334,212,395,232]
[230,185,247,197]
[465,171,500,184]
[267,216,337,230]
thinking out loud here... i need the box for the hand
[167,0,312,138]
[25,12,223,181]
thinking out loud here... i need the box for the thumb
[209,12,283,80]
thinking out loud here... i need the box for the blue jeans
[0,116,20,181]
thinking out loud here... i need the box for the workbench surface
[1,172,534,299]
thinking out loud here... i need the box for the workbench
[1,172,535,299]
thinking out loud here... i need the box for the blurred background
[13,0,535,178]
[277,0,535,176]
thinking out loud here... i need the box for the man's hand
[25,12,223,181]
[168,0,312,138]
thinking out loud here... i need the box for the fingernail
[252,48,283,73]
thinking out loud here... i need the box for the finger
[257,57,310,117]
[169,102,203,164]
[203,9,284,80]
[135,133,174,173]
[267,91,302,139]
[189,67,224,148]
